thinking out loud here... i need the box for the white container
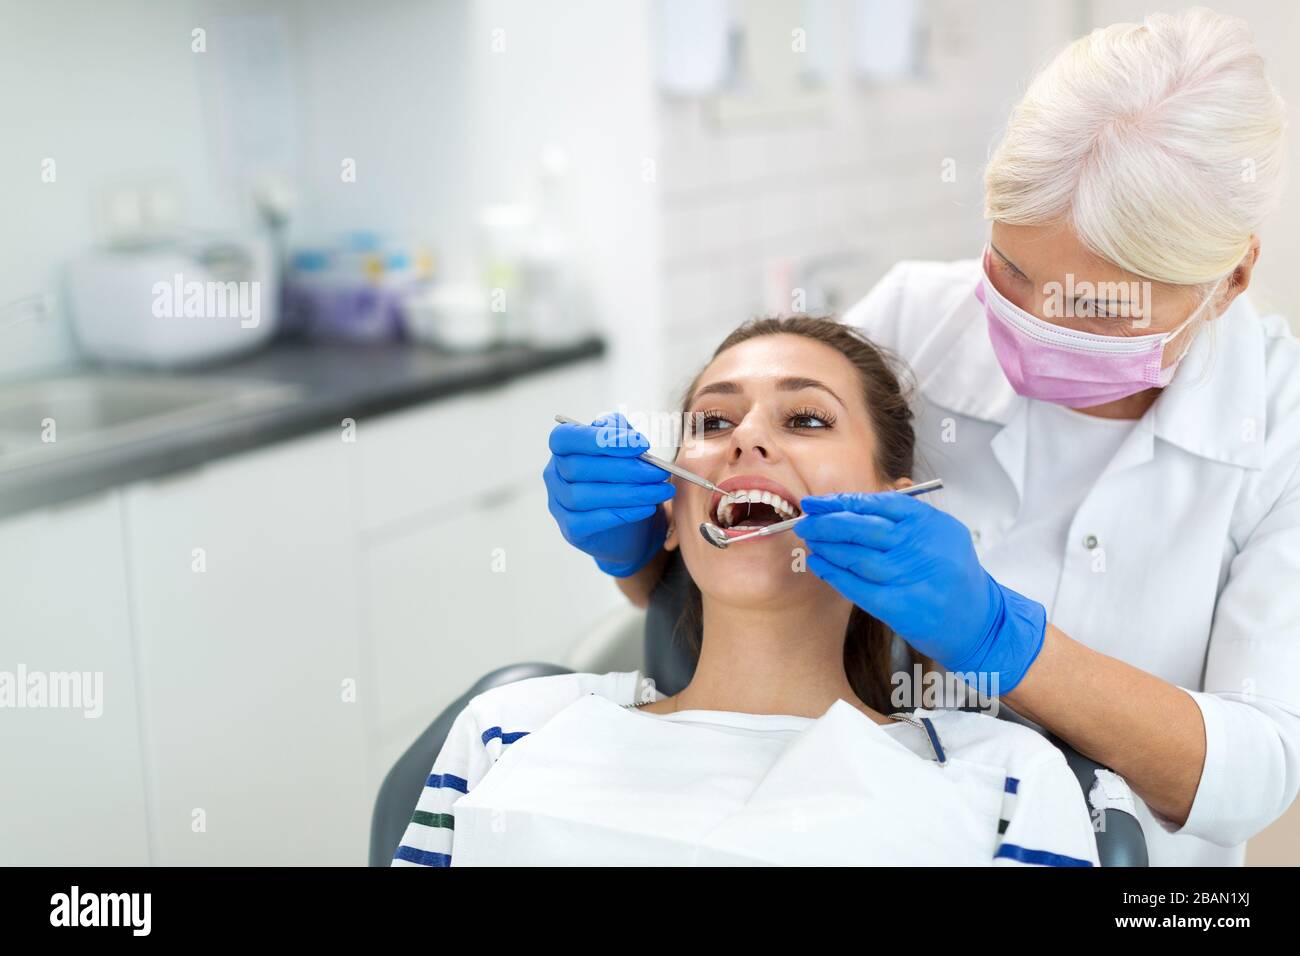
[66,233,278,368]
[400,282,495,352]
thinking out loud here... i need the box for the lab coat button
[1083,533,1099,549]
[971,529,982,543]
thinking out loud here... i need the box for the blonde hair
[984,7,1287,290]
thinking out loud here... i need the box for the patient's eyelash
[688,406,836,435]
[694,408,731,434]
[787,405,836,429]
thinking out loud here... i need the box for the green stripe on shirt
[411,810,454,830]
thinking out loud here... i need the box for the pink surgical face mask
[975,245,1221,408]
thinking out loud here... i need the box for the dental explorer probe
[553,414,727,495]
[699,477,945,550]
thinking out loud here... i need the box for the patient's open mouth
[709,476,802,539]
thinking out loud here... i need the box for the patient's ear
[891,476,915,492]
[663,489,679,552]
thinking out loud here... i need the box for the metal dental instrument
[554,414,727,496]
[698,477,945,550]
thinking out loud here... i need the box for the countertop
[0,334,606,520]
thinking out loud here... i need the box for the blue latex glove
[543,412,675,577]
[793,491,1046,695]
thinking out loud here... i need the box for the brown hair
[672,315,929,714]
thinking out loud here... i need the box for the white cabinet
[500,483,626,664]
[1,355,620,865]
[360,482,626,802]
[361,496,518,795]
[355,387,511,534]
[353,359,606,535]
[122,431,368,865]
[0,492,151,865]
[357,358,619,798]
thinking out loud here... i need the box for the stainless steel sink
[0,373,305,473]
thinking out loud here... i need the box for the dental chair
[371,549,1148,866]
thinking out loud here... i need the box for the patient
[393,316,1101,867]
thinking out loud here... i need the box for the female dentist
[542,9,1300,866]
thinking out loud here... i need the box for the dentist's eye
[992,256,1030,285]
[1074,298,1120,321]
[788,406,836,429]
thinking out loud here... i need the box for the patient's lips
[710,474,802,538]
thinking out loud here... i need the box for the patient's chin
[694,548,813,608]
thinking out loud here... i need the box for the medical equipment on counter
[283,233,435,344]
[554,414,726,495]
[699,477,944,549]
[66,232,278,367]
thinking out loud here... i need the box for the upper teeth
[717,489,798,527]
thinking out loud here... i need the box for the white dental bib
[448,692,1008,865]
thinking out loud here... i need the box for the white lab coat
[842,258,1300,866]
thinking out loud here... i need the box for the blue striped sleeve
[391,704,530,867]
[994,843,1094,867]
[993,752,1100,868]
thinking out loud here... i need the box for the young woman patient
[393,316,1101,867]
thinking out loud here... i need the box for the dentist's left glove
[794,491,1047,695]
[544,412,676,577]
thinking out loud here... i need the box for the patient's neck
[674,594,889,723]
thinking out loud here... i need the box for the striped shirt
[392,670,1101,866]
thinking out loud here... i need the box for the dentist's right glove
[543,412,675,577]
[794,490,1047,695]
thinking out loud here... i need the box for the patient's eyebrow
[691,377,845,408]
[778,376,845,406]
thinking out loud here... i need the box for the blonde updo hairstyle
[984,7,1286,296]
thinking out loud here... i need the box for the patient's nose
[729,427,772,462]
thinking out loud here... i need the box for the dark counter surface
[0,335,606,519]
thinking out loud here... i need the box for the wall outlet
[1,291,57,329]
[96,180,182,246]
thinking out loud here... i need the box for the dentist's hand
[544,412,675,577]
[794,491,1047,694]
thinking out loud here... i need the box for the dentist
[543,9,1300,866]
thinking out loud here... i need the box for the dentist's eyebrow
[989,243,1031,281]
[691,377,845,408]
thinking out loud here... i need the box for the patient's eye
[787,406,836,429]
[694,408,733,434]
[688,405,836,435]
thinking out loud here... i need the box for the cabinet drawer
[0,493,151,865]
[502,360,608,487]
[357,359,607,533]
[356,387,512,532]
